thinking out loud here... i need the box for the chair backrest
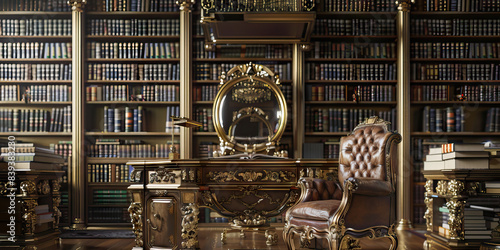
[338,117,400,187]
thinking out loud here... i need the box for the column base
[396,219,413,231]
[70,218,86,230]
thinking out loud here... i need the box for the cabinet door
[147,197,178,249]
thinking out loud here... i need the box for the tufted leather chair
[283,116,401,250]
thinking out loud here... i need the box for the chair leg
[283,226,295,250]
[388,234,398,250]
[328,233,342,250]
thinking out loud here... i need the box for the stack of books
[423,143,489,170]
[0,142,65,169]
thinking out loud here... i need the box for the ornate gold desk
[423,169,500,250]
[127,158,337,250]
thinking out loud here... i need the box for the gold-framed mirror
[212,62,288,157]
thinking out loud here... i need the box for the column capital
[396,0,413,12]
[176,0,196,12]
[68,0,87,12]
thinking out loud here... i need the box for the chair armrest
[344,177,393,196]
[299,177,342,202]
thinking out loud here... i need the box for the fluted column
[396,0,413,230]
[293,44,306,158]
[68,0,86,229]
[178,0,195,159]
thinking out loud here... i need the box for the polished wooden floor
[49,227,426,250]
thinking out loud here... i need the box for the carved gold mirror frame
[213,63,288,155]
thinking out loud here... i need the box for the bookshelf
[302,4,398,159]
[409,0,500,227]
[83,0,181,226]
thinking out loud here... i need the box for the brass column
[178,0,195,159]
[396,0,413,230]
[68,0,86,229]
[293,44,305,158]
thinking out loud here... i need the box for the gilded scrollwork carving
[53,196,61,228]
[20,180,36,196]
[424,197,433,232]
[208,170,296,183]
[37,180,51,195]
[52,180,61,192]
[150,167,176,184]
[448,180,465,197]
[155,190,169,196]
[176,0,195,11]
[67,0,87,12]
[436,180,448,196]
[0,182,7,195]
[181,203,199,249]
[299,226,314,248]
[130,169,142,182]
[128,202,143,247]
[425,180,433,194]
[20,199,38,235]
[446,199,465,240]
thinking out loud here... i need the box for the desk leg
[181,203,199,249]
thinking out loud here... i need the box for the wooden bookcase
[409,0,500,227]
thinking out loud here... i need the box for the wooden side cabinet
[423,170,500,250]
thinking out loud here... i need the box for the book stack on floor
[0,142,65,170]
[438,205,499,240]
[423,143,489,171]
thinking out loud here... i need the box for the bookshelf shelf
[85,132,177,136]
[193,101,214,105]
[411,132,500,136]
[411,36,500,41]
[86,80,180,84]
[0,80,72,84]
[0,59,72,62]
[316,11,397,17]
[0,11,71,16]
[86,157,164,164]
[306,80,397,84]
[306,101,397,105]
[87,101,180,105]
[305,58,396,62]
[311,35,397,40]
[88,182,132,186]
[87,58,180,62]
[411,11,500,16]
[411,58,500,62]
[86,11,179,17]
[411,101,500,105]
[86,35,180,40]
[193,58,293,62]
[88,204,129,207]
[0,36,72,39]
[193,132,217,136]
[0,132,71,136]
[0,101,72,105]
[305,132,349,136]
[193,80,293,84]
[411,80,500,84]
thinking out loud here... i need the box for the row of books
[87,164,132,183]
[411,19,500,36]
[354,85,394,102]
[193,85,220,102]
[88,19,180,36]
[0,143,65,164]
[87,63,180,81]
[420,0,500,12]
[88,207,129,223]
[24,85,72,102]
[88,0,180,12]
[305,107,397,132]
[0,106,71,132]
[204,0,298,12]
[88,42,180,59]
[411,85,448,101]
[412,162,425,182]
[1,0,71,11]
[193,108,214,132]
[193,43,293,59]
[313,19,395,36]
[411,42,500,59]
[0,85,18,101]
[103,106,144,132]
[0,42,72,59]
[310,42,396,59]
[412,138,446,161]
[0,19,72,37]
[306,63,396,81]
[306,85,346,101]
[198,142,219,158]
[485,107,500,132]
[410,63,500,80]
[164,105,180,133]
[324,143,340,159]
[86,84,179,102]
[319,0,396,12]
[0,63,71,81]
[422,106,465,132]
[50,141,71,159]
[458,84,500,102]
[194,62,292,81]
[88,142,180,158]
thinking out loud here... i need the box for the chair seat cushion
[290,199,341,221]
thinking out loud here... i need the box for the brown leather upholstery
[283,117,401,250]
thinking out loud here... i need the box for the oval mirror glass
[213,63,287,156]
